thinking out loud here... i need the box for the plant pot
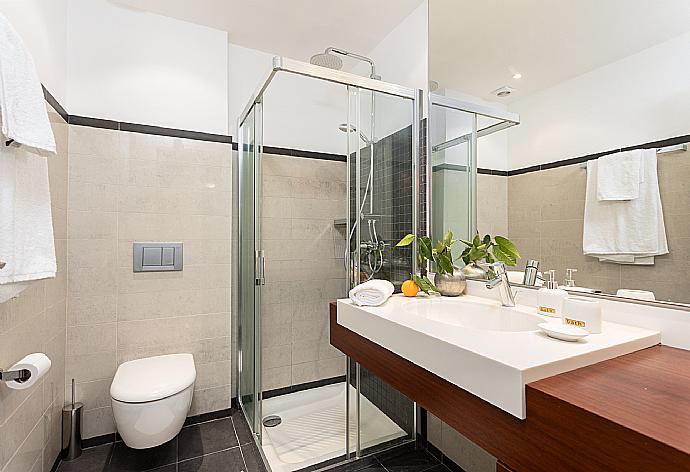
[434,271,466,297]
[461,262,487,279]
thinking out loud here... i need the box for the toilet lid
[111,353,196,403]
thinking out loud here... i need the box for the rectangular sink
[337,294,660,418]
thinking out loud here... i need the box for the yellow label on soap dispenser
[539,306,556,314]
[565,317,586,328]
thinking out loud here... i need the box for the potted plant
[458,233,521,278]
[396,230,466,297]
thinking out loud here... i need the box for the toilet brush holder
[62,379,83,461]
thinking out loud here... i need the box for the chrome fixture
[0,367,32,383]
[578,143,688,168]
[486,262,516,307]
[564,268,578,288]
[522,259,540,286]
[310,47,380,80]
[338,123,373,145]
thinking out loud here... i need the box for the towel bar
[579,143,688,169]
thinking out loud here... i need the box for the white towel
[349,279,394,307]
[0,144,57,285]
[583,149,668,265]
[596,150,642,201]
[0,13,56,152]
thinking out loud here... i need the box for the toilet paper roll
[5,353,51,390]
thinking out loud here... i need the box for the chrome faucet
[486,262,516,307]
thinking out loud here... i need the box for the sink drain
[262,415,282,427]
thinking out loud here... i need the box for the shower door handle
[255,250,266,286]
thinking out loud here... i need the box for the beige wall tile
[189,386,232,416]
[81,407,116,438]
[506,155,690,302]
[0,110,68,470]
[67,323,117,356]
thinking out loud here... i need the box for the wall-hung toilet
[110,353,196,449]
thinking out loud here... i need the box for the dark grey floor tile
[107,438,177,471]
[178,448,245,472]
[231,410,254,446]
[376,446,440,472]
[57,443,114,471]
[240,443,267,472]
[329,458,387,472]
[178,418,239,461]
[422,465,455,472]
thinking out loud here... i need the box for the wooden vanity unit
[330,302,690,472]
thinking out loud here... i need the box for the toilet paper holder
[0,368,32,383]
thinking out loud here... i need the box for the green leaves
[457,232,520,268]
[395,230,520,278]
[396,233,415,247]
[412,273,438,295]
[493,236,520,266]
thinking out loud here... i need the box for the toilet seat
[111,353,196,403]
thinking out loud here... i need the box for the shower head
[338,123,373,145]
[310,51,343,70]
[311,47,379,79]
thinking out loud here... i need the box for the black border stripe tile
[82,432,118,449]
[68,115,119,130]
[183,407,233,427]
[263,375,346,399]
[506,133,690,176]
[42,85,68,123]
[120,121,233,144]
[262,145,347,162]
[507,164,541,176]
[477,168,509,176]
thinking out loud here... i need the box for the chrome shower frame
[237,56,421,467]
[427,93,520,242]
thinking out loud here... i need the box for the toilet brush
[62,378,84,461]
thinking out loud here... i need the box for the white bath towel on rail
[349,279,394,306]
[583,149,667,265]
[596,149,642,201]
[0,144,56,288]
[0,13,56,152]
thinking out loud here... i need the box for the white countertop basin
[337,294,661,419]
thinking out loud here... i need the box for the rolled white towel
[349,279,394,307]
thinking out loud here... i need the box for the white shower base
[260,382,407,472]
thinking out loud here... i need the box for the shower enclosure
[238,57,421,472]
[428,94,519,242]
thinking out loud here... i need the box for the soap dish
[538,322,589,342]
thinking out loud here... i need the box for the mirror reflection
[429,0,690,304]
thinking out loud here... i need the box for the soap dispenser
[537,270,567,317]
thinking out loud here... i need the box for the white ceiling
[429,0,690,102]
[110,0,424,62]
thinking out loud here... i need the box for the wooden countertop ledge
[528,344,690,458]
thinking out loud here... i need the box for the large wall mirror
[429,0,690,304]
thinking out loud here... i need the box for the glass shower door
[347,86,418,457]
[238,102,263,439]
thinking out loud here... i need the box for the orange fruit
[402,279,420,297]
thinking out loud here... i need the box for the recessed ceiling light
[512,73,522,80]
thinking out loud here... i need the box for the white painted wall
[0,0,68,103]
[228,43,347,154]
[66,0,229,134]
[353,1,428,92]
[229,2,428,153]
[507,30,690,170]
